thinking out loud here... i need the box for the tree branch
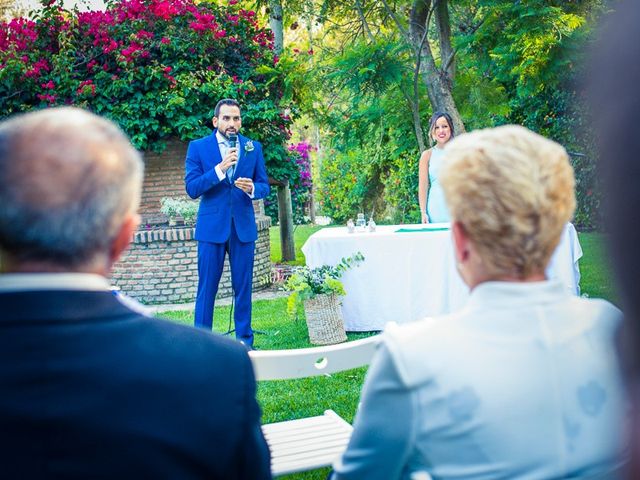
[355,0,376,42]
[378,0,409,41]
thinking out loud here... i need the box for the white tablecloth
[301,223,582,331]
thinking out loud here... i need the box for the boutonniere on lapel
[244,140,255,152]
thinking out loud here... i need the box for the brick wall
[111,216,272,304]
[141,139,190,225]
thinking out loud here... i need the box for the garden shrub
[264,140,313,224]
[0,0,304,188]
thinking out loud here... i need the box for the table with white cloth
[301,223,583,331]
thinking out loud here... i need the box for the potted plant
[160,197,199,226]
[160,197,181,226]
[179,200,199,226]
[285,252,364,345]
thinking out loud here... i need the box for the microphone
[228,134,238,149]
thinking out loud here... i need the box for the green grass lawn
[577,232,619,305]
[159,229,617,480]
[269,224,324,266]
[161,298,365,480]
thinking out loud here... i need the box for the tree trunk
[267,0,296,259]
[409,0,465,134]
[435,0,455,81]
[268,0,284,54]
[277,182,296,261]
[404,91,426,152]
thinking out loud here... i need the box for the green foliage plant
[291,2,605,229]
[159,197,181,220]
[453,0,606,228]
[0,0,302,186]
[285,252,364,319]
[309,37,427,224]
[160,196,198,225]
[177,199,198,225]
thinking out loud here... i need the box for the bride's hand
[421,212,429,224]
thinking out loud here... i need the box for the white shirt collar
[467,279,566,309]
[0,273,111,292]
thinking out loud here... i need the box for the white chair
[249,335,381,477]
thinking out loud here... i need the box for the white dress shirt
[213,131,254,198]
[0,273,151,316]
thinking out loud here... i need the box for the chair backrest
[249,335,381,381]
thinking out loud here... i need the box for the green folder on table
[395,226,450,233]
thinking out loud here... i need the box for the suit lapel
[235,135,252,179]
[208,131,223,172]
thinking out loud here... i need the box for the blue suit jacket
[185,131,269,243]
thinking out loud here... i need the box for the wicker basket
[303,293,348,345]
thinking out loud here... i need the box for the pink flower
[189,22,206,32]
[215,29,226,38]
[37,93,56,103]
[161,37,170,44]
[163,66,172,73]
[103,40,118,54]
[41,80,55,89]
[24,58,50,79]
[151,1,178,20]
[136,30,154,40]
[77,79,96,96]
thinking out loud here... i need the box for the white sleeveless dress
[427,147,450,223]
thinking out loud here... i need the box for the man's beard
[220,128,238,139]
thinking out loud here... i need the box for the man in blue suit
[185,99,270,348]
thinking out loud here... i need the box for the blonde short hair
[440,125,576,278]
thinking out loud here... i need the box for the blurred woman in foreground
[332,126,626,480]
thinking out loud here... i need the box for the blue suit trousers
[194,221,255,346]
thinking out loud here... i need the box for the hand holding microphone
[220,133,238,173]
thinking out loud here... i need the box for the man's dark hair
[214,99,241,117]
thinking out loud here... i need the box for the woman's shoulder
[567,296,622,333]
[380,313,465,387]
[419,148,433,162]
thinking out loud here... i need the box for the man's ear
[212,116,218,129]
[452,220,470,265]
[109,213,140,267]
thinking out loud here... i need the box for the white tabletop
[302,223,582,331]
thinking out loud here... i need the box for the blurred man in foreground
[0,107,271,479]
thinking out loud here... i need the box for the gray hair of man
[0,107,143,272]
